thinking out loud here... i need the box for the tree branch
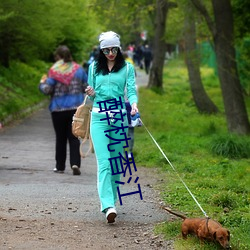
[190,0,216,37]
[167,1,178,9]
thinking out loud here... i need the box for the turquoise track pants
[90,111,128,212]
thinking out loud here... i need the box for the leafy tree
[54,1,99,62]
[232,0,250,95]
[148,0,177,89]
[0,0,57,66]
[0,0,99,67]
[183,1,218,114]
[232,0,250,40]
[164,1,184,44]
[91,0,155,47]
[149,0,218,112]
[190,0,250,135]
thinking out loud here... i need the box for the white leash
[139,118,209,218]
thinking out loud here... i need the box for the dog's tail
[161,206,187,220]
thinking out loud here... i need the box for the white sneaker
[72,165,81,175]
[105,207,117,223]
[53,168,64,173]
[128,152,132,159]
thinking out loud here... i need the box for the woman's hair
[54,45,73,63]
[95,48,126,75]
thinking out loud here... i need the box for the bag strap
[124,62,129,100]
[92,61,95,89]
[83,94,88,105]
[126,62,129,82]
[79,98,94,158]
[79,136,94,158]
[92,61,95,79]
[126,62,129,89]
[79,114,94,158]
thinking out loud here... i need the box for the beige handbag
[72,95,94,158]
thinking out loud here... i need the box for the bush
[0,60,49,123]
[210,135,250,159]
[210,191,237,209]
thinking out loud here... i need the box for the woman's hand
[85,86,95,97]
[131,103,138,116]
[40,74,47,83]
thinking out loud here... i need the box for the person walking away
[137,44,144,69]
[85,31,138,223]
[143,44,152,74]
[39,45,88,175]
[86,46,99,72]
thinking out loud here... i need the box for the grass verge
[135,58,250,250]
[0,60,50,125]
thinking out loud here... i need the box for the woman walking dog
[85,31,138,223]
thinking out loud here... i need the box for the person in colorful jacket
[39,45,88,175]
[85,31,138,223]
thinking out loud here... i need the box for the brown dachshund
[162,207,231,249]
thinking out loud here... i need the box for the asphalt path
[0,69,171,249]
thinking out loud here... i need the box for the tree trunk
[191,0,250,134]
[184,4,218,114]
[212,0,250,134]
[147,0,169,89]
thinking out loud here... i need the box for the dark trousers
[144,59,151,74]
[51,110,80,171]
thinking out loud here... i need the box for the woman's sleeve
[126,63,138,105]
[75,67,88,92]
[77,67,88,84]
[39,77,56,95]
[87,62,95,101]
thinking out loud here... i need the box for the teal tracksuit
[88,62,137,212]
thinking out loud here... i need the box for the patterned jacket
[39,62,88,112]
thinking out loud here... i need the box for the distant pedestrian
[134,45,144,69]
[39,45,88,175]
[143,44,152,74]
[85,31,138,223]
[87,46,99,70]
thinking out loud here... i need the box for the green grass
[0,60,50,123]
[135,58,250,250]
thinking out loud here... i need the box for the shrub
[210,135,250,158]
[210,191,237,209]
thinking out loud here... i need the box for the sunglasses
[102,47,119,55]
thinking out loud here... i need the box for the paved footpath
[0,70,172,249]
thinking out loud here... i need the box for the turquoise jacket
[87,62,138,109]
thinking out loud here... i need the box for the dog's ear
[227,230,230,240]
[213,231,217,240]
